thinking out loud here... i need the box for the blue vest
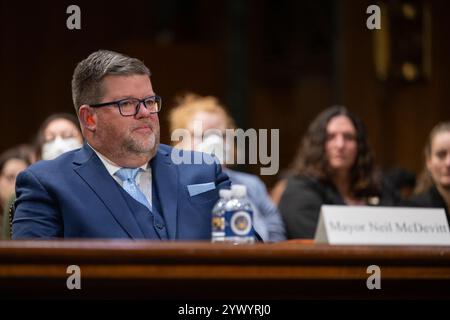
[115,182,169,240]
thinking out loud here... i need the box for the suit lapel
[72,144,145,239]
[151,148,178,239]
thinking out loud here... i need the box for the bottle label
[224,210,254,238]
[212,216,225,233]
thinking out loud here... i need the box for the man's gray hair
[71,50,151,113]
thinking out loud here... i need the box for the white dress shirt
[88,144,153,207]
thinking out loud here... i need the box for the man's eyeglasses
[89,95,162,117]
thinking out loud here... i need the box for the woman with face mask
[2,114,82,239]
[169,93,286,242]
[408,122,450,226]
[35,113,83,161]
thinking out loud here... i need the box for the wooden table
[0,240,449,299]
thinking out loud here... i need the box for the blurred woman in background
[169,93,286,242]
[0,145,33,238]
[1,113,83,239]
[279,106,398,239]
[408,122,450,225]
[34,113,83,161]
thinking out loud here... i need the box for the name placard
[314,205,450,245]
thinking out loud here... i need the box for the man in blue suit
[13,50,230,239]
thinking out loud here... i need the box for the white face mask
[41,136,82,160]
[196,134,231,165]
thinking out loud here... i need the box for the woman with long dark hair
[279,106,397,239]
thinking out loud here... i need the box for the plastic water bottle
[211,189,232,242]
[224,184,255,244]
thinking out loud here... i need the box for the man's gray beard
[123,134,159,157]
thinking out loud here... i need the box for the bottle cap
[231,184,247,198]
[219,189,232,199]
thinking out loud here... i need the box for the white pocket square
[187,182,216,197]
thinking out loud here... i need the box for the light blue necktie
[115,168,152,212]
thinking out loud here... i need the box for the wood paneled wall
[1,0,449,187]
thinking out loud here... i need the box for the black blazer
[406,185,449,226]
[278,175,398,239]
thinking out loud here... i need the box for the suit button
[155,223,165,229]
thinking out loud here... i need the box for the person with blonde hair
[408,122,450,225]
[169,93,286,242]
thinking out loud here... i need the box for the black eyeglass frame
[89,95,162,116]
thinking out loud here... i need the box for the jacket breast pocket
[188,188,218,205]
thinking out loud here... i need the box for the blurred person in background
[278,106,398,239]
[34,113,83,161]
[169,93,286,242]
[408,122,450,226]
[2,114,83,239]
[1,145,33,238]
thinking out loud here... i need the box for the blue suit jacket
[12,144,230,240]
